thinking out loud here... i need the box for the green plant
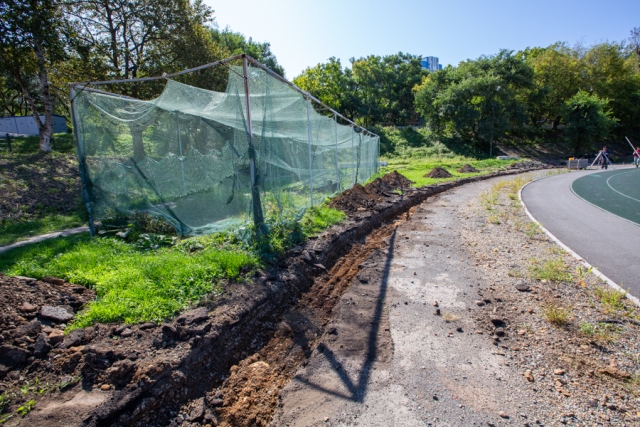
[0,392,9,413]
[542,304,572,326]
[594,286,626,312]
[528,258,571,282]
[579,321,620,343]
[524,222,540,238]
[579,321,595,335]
[16,400,35,417]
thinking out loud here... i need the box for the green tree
[562,90,616,155]
[0,0,68,151]
[414,50,532,152]
[210,27,284,77]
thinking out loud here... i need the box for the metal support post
[69,86,96,236]
[242,55,265,231]
[305,95,314,206]
[334,114,341,192]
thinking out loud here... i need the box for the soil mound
[380,170,413,188]
[329,171,413,214]
[508,160,548,170]
[424,167,453,178]
[457,164,479,173]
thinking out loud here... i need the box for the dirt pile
[329,170,414,214]
[457,164,479,173]
[508,160,549,170]
[423,167,453,178]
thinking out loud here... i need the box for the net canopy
[72,58,380,235]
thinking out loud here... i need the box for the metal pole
[351,127,355,185]
[334,114,341,192]
[305,95,314,206]
[69,87,96,236]
[70,54,246,86]
[177,113,187,195]
[242,55,265,231]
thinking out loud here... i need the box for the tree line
[296,33,640,156]
[0,0,283,151]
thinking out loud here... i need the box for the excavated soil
[0,165,555,426]
[457,164,479,173]
[423,167,453,178]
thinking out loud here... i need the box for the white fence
[0,115,67,136]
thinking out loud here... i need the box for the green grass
[0,211,86,246]
[0,234,260,327]
[528,258,572,282]
[542,303,572,326]
[1,133,75,154]
[594,286,627,313]
[0,204,345,328]
[373,157,517,189]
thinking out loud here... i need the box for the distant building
[0,115,67,136]
[421,56,442,72]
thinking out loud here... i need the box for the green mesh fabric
[73,65,380,235]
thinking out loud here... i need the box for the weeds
[594,286,627,313]
[579,321,621,343]
[528,258,571,282]
[524,222,540,238]
[15,400,35,417]
[542,304,572,326]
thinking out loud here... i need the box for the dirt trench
[8,165,550,427]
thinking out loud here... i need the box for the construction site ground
[1,164,639,427]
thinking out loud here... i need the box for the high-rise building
[421,56,441,72]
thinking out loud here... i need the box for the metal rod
[306,95,314,206]
[334,114,341,192]
[625,136,637,151]
[242,56,265,231]
[177,113,187,195]
[69,54,246,86]
[69,87,96,236]
[69,85,137,100]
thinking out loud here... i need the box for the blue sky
[205,0,640,79]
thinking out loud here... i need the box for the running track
[521,167,640,298]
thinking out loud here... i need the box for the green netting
[72,64,380,235]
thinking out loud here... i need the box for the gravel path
[272,171,640,427]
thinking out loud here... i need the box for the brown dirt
[423,166,452,178]
[457,164,479,173]
[0,153,82,221]
[0,167,554,426]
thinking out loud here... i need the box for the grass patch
[0,204,345,328]
[0,211,86,246]
[542,303,572,326]
[528,258,571,282]
[579,321,621,343]
[1,133,75,154]
[372,156,517,189]
[594,286,627,313]
[0,234,260,327]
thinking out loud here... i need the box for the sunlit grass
[0,234,259,328]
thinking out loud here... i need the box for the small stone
[524,370,534,382]
[119,328,133,338]
[139,322,157,330]
[600,366,631,379]
[33,333,52,357]
[498,411,509,418]
[456,327,463,333]
[48,329,65,345]
[40,306,74,323]
[475,300,486,306]
[554,369,565,375]
[432,301,439,307]
[14,276,37,284]
[41,276,65,286]
[434,308,441,316]
[515,281,530,292]
[587,399,598,408]
[100,384,111,391]
[19,302,38,313]
[63,329,84,348]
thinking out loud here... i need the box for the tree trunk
[552,116,561,131]
[33,42,54,152]
[130,124,146,161]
